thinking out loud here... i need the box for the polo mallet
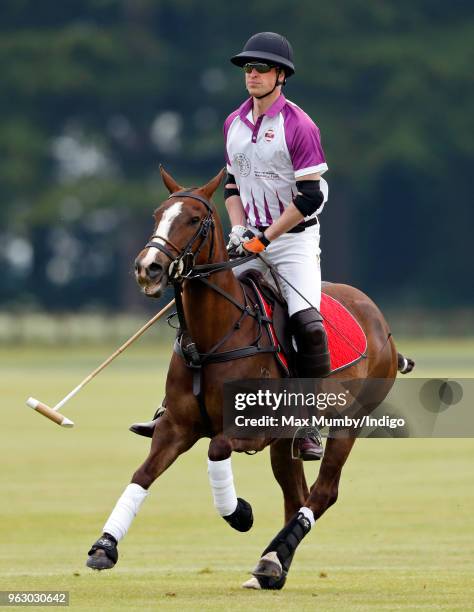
[26,299,175,428]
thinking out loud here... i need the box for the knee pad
[290,308,327,353]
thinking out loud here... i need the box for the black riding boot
[290,308,331,378]
[129,402,165,437]
[289,308,331,461]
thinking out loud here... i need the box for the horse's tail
[397,352,415,374]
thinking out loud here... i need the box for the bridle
[145,190,216,282]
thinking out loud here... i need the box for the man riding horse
[86,32,415,588]
[130,32,330,460]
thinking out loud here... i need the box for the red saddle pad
[321,293,367,373]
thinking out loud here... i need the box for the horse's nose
[135,256,163,282]
[146,261,163,280]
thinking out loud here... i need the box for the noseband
[145,191,215,281]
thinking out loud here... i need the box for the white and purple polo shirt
[224,94,328,227]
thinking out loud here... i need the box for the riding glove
[227,225,247,251]
[227,226,260,255]
[243,234,271,254]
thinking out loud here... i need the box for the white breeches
[233,224,322,316]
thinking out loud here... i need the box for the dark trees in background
[0,0,472,310]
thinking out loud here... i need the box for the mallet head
[26,397,74,428]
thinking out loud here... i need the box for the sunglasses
[243,62,276,74]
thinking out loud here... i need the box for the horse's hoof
[223,497,253,532]
[252,551,282,579]
[250,551,287,589]
[86,535,118,571]
[86,549,116,570]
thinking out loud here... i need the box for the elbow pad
[293,180,324,217]
[224,172,240,200]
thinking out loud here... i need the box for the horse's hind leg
[247,437,355,590]
[306,436,354,516]
[86,415,198,570]
[241,438,309,590]
[207,434,253,532]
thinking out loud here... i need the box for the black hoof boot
[223,498,253,532]
[246,510,312,590]
[86,534,118,570]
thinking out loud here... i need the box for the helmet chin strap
[253,69,285,100]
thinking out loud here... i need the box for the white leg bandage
[299,506,315,527]
[103,483,148,542]
[207,457,238,517]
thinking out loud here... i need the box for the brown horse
[86,168,413,589]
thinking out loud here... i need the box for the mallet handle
[52,299,175,412]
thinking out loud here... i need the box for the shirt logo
[234,153,251,177]
[264,129,275,142]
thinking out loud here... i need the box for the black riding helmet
[231,32,295,77]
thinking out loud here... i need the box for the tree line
[0,0,472,311]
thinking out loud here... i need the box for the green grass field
[1,340,473,610]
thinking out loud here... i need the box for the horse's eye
[190,216,200,225]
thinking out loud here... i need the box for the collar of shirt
[238,94,287,143]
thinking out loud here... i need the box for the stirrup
[291,426,324,461]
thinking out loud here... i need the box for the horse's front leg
[86,414,198,570]
[207,434,253,532]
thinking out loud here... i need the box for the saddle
[238,270,368,376]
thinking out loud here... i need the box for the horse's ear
[199,168,226,200]
[160,165,184,194]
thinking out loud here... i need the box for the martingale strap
[172,283,214,436]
